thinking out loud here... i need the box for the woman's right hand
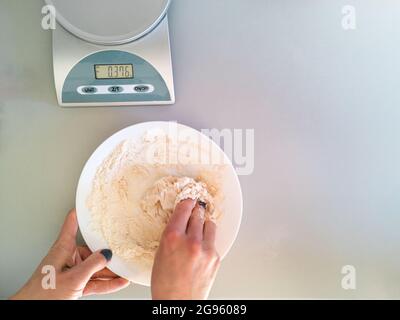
[151,199,221,300]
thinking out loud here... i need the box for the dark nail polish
[100,249,113,261]
[198,200,207,209]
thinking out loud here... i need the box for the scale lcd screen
[95,64,134,79]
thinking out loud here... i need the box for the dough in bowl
[141,176,219,223]
[87,128,227,270]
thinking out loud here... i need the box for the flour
[87,129,226,270]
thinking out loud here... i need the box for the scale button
[134,85,150,93]
[81,86,97,94]
[108,86,124,93]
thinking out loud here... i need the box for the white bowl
[76,121,243,286]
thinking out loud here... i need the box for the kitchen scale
[45,0,175,107]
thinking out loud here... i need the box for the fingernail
[198,200,207,210]
[100,249,113,261]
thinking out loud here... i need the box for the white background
[0,0,399,299]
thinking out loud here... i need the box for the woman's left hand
[11,209,130,300]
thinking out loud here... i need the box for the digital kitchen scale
[45,0,175,107]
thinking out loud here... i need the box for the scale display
[95,64,134,79]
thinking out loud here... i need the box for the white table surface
[1,0,399,299]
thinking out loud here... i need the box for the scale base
[52,17,175,107]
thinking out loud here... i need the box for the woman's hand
[151,199,221,300]
[11,209,130,300]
